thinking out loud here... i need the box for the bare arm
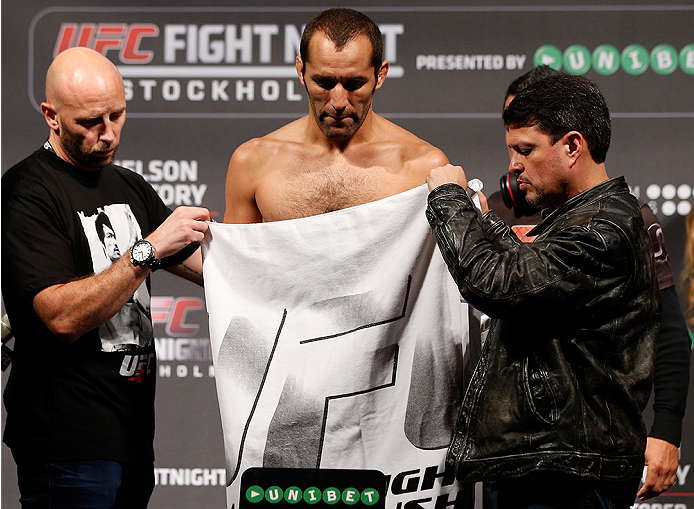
[223,142,263,224]
[34,206,210,343]
[166,247,203,286]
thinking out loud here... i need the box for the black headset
[499,172,536,217]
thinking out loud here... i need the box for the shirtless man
[215,9,467,507]
[223,7,448,223]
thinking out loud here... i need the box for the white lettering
[124,79,134,101]
[164,25,187,63]
[253,25,279,63]
[656,50,673,69]
[191,184,207,204]
[186,25,197,63]
[415,54,510,71]
[236,80,254,100]
[568,51,586,69]
[225,24,252,63]
[625,50,645,69]
[152,184,208,206]
[284,24,302,63]
[287,80,303,101]
[162,79,181,101]
[190,468,203,486]
[380,24,404,62]
[677,464,690,485]
[187,79,205,101]
[127,79,306,102]
[506,54,527,70]
[212,80,230,100]
[199,25,225,63]
[261,80,280,101]
[145,160,198,183]
[139,79,157,101]
[686,50,694,68]
[161,24,399,65]
[596,51,616,69]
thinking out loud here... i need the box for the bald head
[45,47,124,108]
[41,47,126,170]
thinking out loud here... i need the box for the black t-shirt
[1,146,175,463]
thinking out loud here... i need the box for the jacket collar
[529,176,628,237]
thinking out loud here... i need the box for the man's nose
[100,121,117,143]
[509,154,523,174]
[329,85,349,112]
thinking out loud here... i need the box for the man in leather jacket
[425,74,660,509]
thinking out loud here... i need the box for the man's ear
[565,131,585,168]
[374,61,389,91]
[295,56,306,88]
[41,102,59,133]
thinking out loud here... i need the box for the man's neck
[568,162,609,200]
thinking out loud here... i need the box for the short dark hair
[95,211,114,244]
[299,8,384,77]
[503,74,612,164]
[504,65,560,106]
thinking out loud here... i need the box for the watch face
[132,241,153,262]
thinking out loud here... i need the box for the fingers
[478,190,489,214]
[638,438,679,500]
[147,206,212,259]
[170,205,212,222]
[426,164,468,192]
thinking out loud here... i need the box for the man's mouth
[324,113,352,123]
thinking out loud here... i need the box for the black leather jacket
[426,177,660,484]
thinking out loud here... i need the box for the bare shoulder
[373,115,449,171]
[228,119,305,172]
[224,118,307,223]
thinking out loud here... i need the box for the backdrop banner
[202,185,470,508]
[2,3,693,509]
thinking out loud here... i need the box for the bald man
[1,47,210,508]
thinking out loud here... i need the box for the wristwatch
[130,239,161,271]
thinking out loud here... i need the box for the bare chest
[255,159,418,221]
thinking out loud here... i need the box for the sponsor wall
[1,1,692,508]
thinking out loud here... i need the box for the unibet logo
[534,44,694,75]
[245,485,380,506]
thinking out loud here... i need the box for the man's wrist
[129,239,161,271]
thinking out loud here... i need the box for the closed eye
[343,79,367,91]
[315,78,336,90]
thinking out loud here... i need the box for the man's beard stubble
[60,124,118,170]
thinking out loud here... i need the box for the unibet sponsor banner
[241,469,385,508]
[534,43,694,76]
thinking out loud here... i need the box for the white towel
[202,184,470,508]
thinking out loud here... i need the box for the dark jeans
[490,472,637,509]
[16,459,154,509]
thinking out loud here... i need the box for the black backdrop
[2,1,693,508]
